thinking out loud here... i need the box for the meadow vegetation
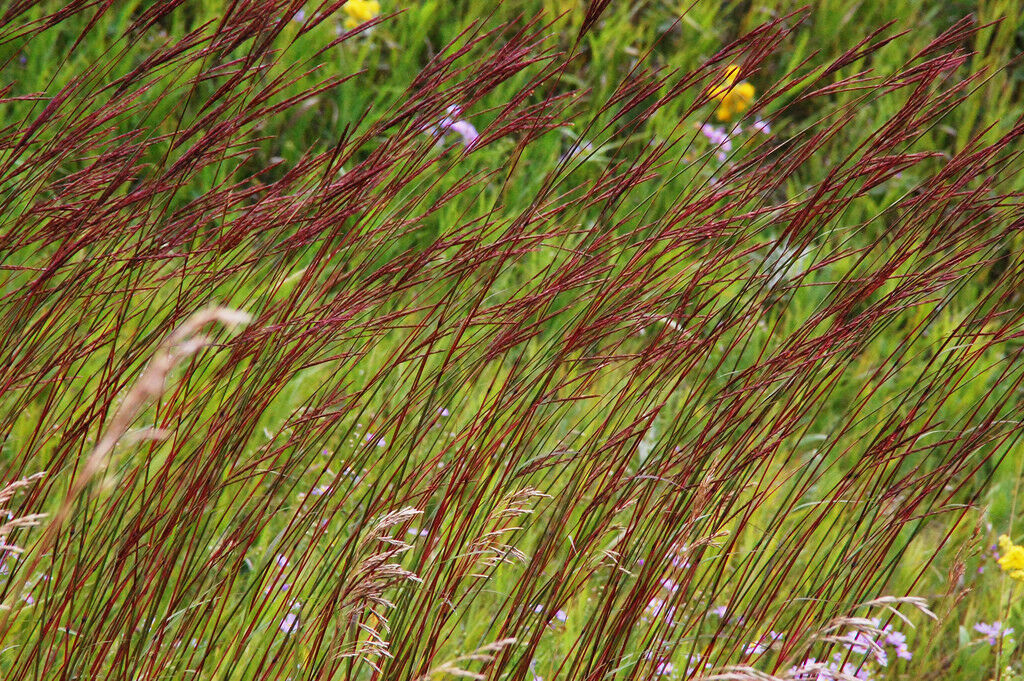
[1,1,1024,679]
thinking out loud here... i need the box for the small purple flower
[700,123,732,153]
[275,554,289,568]
[974,621,1014,646]
[669,553,691,569]
[686,655,710,676]
[644,597,677,625]
[264,581,291,594]
[643,651,677,677]
[427,105,479,150]
[653,660,674,676]
[447,121,479,148]
[883,629,911,660]
[280,612,299,634]
[532,604,568,626]
[536,606,569,626]
[699,123,733,162]
[310,484,331,496]
[788,658,825,681]
[708,605,728,618]
[842,630,874,656]
[751,119,772,135]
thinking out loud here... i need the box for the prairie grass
[1,1,1023,680]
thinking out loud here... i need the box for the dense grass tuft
[1,2,1023,680]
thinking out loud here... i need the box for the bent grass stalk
[0,305,250,635]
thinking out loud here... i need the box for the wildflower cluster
[837,619,913,666]
[785,618,914,681]
[699,122,734,162]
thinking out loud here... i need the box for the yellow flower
[343,0,380,31]
[998,534,1024,582]
[708,65,755,122]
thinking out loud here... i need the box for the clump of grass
[0,2,1023,680]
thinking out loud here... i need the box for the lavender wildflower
[428,105,479,149]
[653,660,675,676]
[883,628,912,660]
[280,612,299,634]
[974,621,1014,646]
[699,123,732,162]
